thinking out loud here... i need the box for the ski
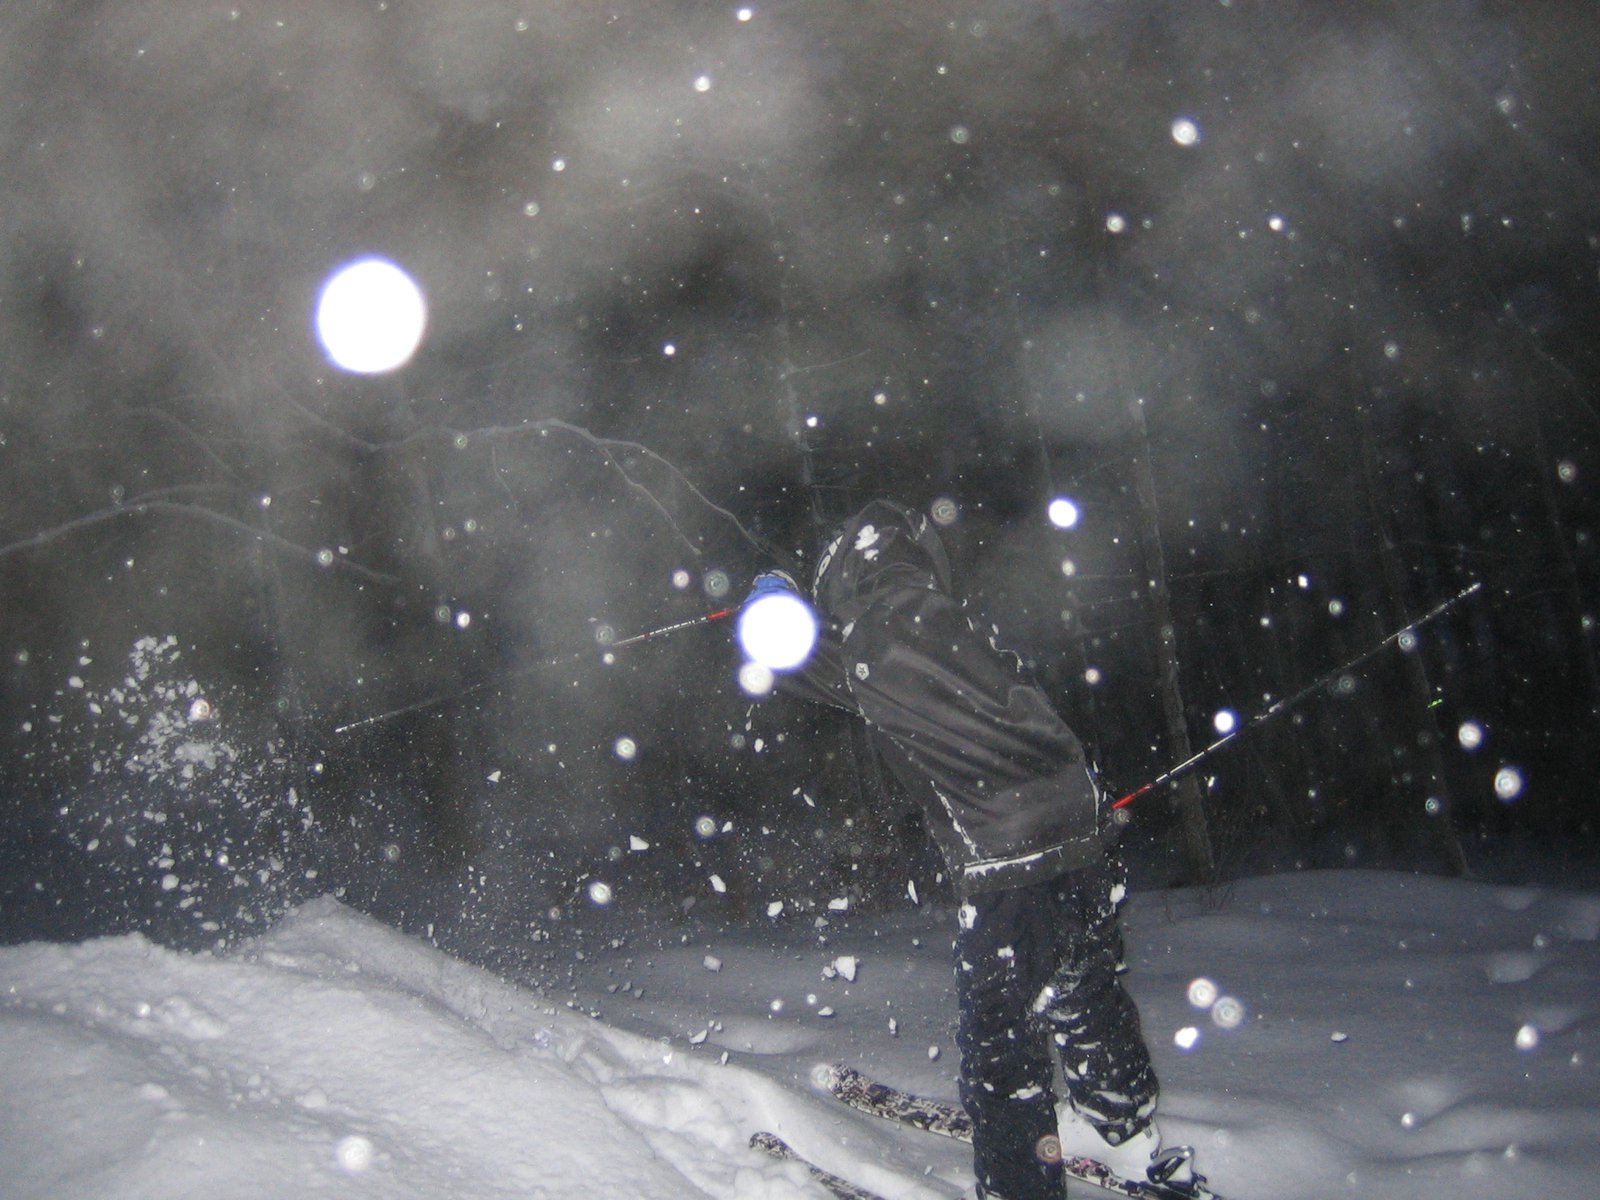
[824,1062,975,1140]
[749,1131,889,1200]
[820,1064,1221,1200]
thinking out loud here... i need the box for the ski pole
[333,607,735,735]
[1111,580,1483,810]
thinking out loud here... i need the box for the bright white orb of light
[737,592,818,671]
[587,880,614,906]
[1494,766,1525,802]
[1174,1026,1201,1051]
[1458,721,1485,751]
[1187,978,1219,1008]
[739,661,776,696]
[315,257,427,374]
[1211,996,1246,1029]
[1213,709,1238,735]
[335,1135,375,1173]
[1047,497,1081,530]
[1171,117,1201,146]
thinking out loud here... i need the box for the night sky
[2,1,1597,950]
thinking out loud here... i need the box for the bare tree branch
[267,393,780,562]
[0,492,399,586]
[435,417,777,561]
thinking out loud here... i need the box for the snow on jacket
[780,500,1107,895]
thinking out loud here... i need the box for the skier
[740,499,1199,1200]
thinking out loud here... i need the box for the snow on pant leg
[1040,860,1159,1146]
[954,882,1065,1200]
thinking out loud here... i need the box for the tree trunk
[1128,399,1217,886]
[252,496,315,832]
[394,444,479,868]
[1354,400,1470,876]
[1529,400,1600,719]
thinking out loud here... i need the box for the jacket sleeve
[772,618,858,713]
[837,584,1102,864]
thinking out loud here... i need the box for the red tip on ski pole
[1112,783,1151,810]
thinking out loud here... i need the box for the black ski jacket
[779,500,1107,895]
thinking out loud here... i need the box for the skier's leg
[1040,859,1159,1148]
[954,883,1063,1200]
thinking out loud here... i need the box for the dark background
[2,1,1596,957]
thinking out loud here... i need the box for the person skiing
[738,499,1202,1200]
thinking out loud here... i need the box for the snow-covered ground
[3,870,1598,1200]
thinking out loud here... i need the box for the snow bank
[0,898,821,1200]
[2,872,1597,1199]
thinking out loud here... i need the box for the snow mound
[2,872,1598,1200]
[0,897,826,1200]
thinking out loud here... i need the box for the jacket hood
[812,500,953,618]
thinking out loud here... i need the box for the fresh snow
[3,871,1598,1199]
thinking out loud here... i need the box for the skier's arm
[737,571,854,713]
[842,584,1097,807]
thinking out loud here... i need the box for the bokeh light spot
[738,592,818,671]
[315,257,427,374]
[1212,996,1246,1029]
[739,661,776,696]
[1494,766,1525,802]
[1048,497,1081,529]
[334,1135,375,1173]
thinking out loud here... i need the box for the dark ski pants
[954,861,1158,1200]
